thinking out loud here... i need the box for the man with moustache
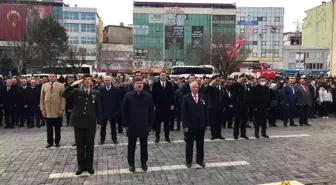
[122,78,154,172]
[62,74,102,175]
[181,82,207,168]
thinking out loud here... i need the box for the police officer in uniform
[230,74,250,140]
[62,74,102,176]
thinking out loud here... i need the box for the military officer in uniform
[230,74,250,140]
[62,74,102,176]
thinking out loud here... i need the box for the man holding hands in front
[62,74,102,175]
[181,82,207,168]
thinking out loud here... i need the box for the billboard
[133,48,148,60]
[164,14,184,26]
[191,26,203,49]
[149,14,163,23]
[212,15,236,26]
[295,53,305,69]
[0,4,27,40]
[237,21,258,25]
[133,25,148,35]
[165,26,184,50]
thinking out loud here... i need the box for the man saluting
[181,82,207,168]
[62,74,102,175]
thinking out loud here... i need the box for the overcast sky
[64,0,325,32]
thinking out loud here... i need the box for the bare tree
[145,47,164,74]
[99,43,133,73]
[185,34,250,77]
[64,46,87,73]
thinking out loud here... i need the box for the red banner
[228,39,246,61]
[0,4,27,40]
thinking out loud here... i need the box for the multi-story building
[283,32,301,46]
[236,7,284,69]
[103,24,133,44]
[282,45,329,75]
[133,1,236,66]
[63,5,103,65]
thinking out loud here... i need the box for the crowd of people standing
[0,71,334,174]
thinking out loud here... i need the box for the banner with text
[295,53,305,69]
[164,14,184,26]
[133,25,148,35]
[165,26,184,50]
[191,26,204,49]
[149,14,163,23]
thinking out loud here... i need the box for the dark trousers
[74,127,96,170]
[155,109,170,138]
[186,128,205,164]
[223,107,233,128]
[209,109,222,137]
[0,108,3,125]
[169,110,176,130]
[101,118,117,141]
[255,109,267,137]
[283,104,296,125]
[20,107,30,126]
[299,105,310,125]
[268,107,278,126]
[30,106,40,127]
[310,98,317,118]
[14,106,19,124]
[46,118,62,145]
[4,108,15,127]
[320,102,331,117]
[176,110,181,130]
[66,111,72,126]
[117,114,123,132]
[127,136,148,166]
[233,107,248,137]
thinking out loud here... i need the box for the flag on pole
[227,39,246,61]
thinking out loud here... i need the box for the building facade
[133,1,236,66]
[62,6,103,65]
[103,25,132,44]
[283,32,301,46]
[236,7,284,69]
[282,45,329,75]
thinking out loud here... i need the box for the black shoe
[75,169,84,176]
[197,162,206,168]
[273,124,278,127]
[19,124,24,127]
[4,126,9,129]
[255,136,260,139]
[118,130,123,133]
[176,128,181,131]
[228,126,233,129]
[269,125,274,127]
[155,137,160,143]
[113,140,119,145]
[246,125,252,128]
[87,169,95,175]
[129,165,135,172]
[186,163,192,168]
[165,137,171,143]
[99,140,105,145]
[10,126,14,129]
[262,135,270,138]
[66,124,69,127]
[210,137,216,140]
[284,124,288,127]
[170,128,176,131]
[305,123,312,126]
[241,136,249,140]
[45,144,53,148]
[141,165,148,172]
[36,125,41,128]
[312,116,317,119]
[55,144,61,148]
[234,136,238,140]
[72,143,76,146]
[218,136,225,140]
[290,124,298,127]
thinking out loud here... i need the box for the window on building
[253,29,258,33]
[240,16,245,21]
[81,24,96,32]
[81,37,96,44]
[81,12,96,20]
[257,17,263,21]
[261,53,266,57]
[262,17,267,21]
[306,52,310,58]
[274,41,279,46]
[68,36,79,44]
[262,29,267,33]
[252,41,258,45]
[275,17,280,22]
[275,29,280,33]
[274,53,279,57]
[253,17,258,21]
[63,12,80,20]
[240,29,245,33]
[262,41,266,45]
[322,52,325,58]
[64,23,79,32]
[252,53,257,57]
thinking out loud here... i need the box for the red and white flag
[227,39,246,61]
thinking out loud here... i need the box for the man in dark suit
[128,71,151,93]
[250,77,270,138]
[29,79,42,128]
[297,78,312,126]
[18,78,32,128]
[152,72,174,143]
[122,78,154,172]
[181,81,207,168]
[282,77,298,127]
[62,74,102,176]
[1,79,17,129]
[230,74,250,140]
[117,79,127,133]
[65,76,75,127]
[204,75,227,140]
[308,79,318,119]
[99,76,120,145]
[182,74,196,96]
[223,79,234,128]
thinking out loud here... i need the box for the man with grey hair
[30,79,42,128]
[181,81,207,168]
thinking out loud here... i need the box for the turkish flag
[0,4,27,40]
[228,39,246,61]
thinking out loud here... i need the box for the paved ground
[1,118,336,185]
